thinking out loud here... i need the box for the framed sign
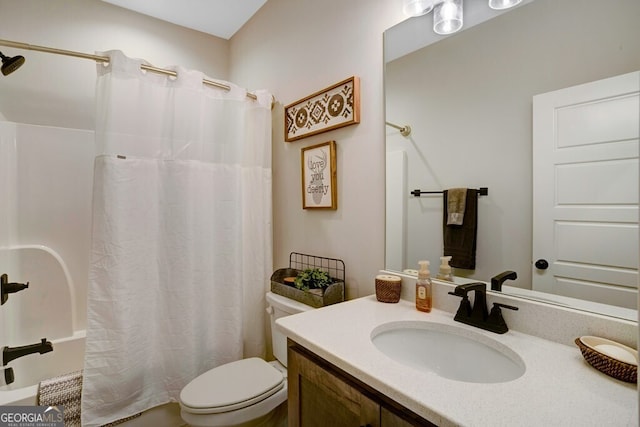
[301,141,337,210]
[285,76,360,142]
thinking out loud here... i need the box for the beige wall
[0,0,229,129]
[231,0,405,299]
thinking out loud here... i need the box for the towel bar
[411,187,488,197]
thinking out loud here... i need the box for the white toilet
[179,291,314,427]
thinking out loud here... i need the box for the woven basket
[575,337,638,383]
[375,275,401,303]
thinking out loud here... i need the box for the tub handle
[1,366,14,385]
[1,273,29,305]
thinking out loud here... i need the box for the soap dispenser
[415,260,432,313]
[436,256,454,282]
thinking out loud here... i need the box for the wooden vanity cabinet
[287,339,434,427]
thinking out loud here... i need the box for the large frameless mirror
[384,0,640,321]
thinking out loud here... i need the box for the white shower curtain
[81,51,273,426]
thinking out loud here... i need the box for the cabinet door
[288,345,380,427]
[381,407,418,427]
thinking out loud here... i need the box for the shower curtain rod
[0,38,265,102]
[385,121,411,137]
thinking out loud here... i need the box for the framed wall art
[285,76,360,142]
[301,141,337,210]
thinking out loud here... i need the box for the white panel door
[532,71,639,308]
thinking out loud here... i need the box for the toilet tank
[266,291,314,367]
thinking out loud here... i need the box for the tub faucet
[2,338,53,366]
[448,282,518,334]
[491,270,517,291]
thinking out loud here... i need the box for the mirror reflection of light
[441,1,457,18]
[434,0,463,35]
[404,0,523,37]
[489,0,523,10]
[403,0,434,17]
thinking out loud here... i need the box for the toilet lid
[180,357,285,413]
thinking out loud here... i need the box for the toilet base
[181,400,286,427]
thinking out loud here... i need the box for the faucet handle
[493,302,518,311]
[448,292,473,320]
[486,302,518,334]
[2,366,14,386]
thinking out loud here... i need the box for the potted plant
[270,267,344,308]
[293,268,332,292]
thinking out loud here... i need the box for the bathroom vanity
[277,286,637,426]
[288,341,431,426]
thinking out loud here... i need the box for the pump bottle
[436,256,454,282]
[415,260,432,313]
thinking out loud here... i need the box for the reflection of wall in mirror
[385,0,640,293]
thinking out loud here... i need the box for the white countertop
[276,296,638,427]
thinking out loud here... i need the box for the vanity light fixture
[403,0,523,35]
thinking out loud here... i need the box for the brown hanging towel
[443,188,478,269]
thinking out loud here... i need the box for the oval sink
[371,321,525,383]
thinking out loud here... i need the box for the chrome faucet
[448,282,518,334]
[491,270,517,291]
[2,338,53,366]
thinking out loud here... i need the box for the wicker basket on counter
[374,274,402,303]
[575,336,638,383]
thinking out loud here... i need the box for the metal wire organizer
[288,252,345,283]
[269,252,346,308]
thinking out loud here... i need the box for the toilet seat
[180,357,285,415]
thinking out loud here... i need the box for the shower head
[0,51,25,76]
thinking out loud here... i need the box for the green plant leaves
[294,268,332,291]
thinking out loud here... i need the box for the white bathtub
[0,243,182,424]
[0,330,85,405]
[0,330,183,426]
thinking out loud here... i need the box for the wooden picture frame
[301,141,337,210]
[285,76,360,142]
